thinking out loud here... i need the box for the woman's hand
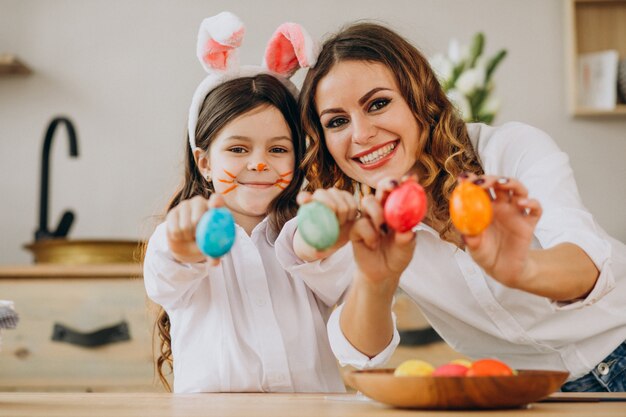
[166,194,225,265]
[293,188,360,261]
[460,175,542,289]
[350,179,417,288]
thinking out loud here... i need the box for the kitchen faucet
[35,117,79,241]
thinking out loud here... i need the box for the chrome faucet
[35,117,79,241]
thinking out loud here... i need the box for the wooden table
[0,392,624,417]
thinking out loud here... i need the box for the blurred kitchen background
[1,0,625,264]
[1,0,625,392]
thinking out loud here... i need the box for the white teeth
[358,142,396,164]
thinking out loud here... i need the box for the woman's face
[315,61,421,189]
[198,104,295,221]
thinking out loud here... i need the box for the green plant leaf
[468,32,485,68]
[485,49,507,82]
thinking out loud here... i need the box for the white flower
[446,89,472,121]
[481,95,501,114]
[455,66,486,95]
[429,53,454,82]
[447,39,462,64]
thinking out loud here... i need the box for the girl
[143,12,345,394]
[276,22,626,392]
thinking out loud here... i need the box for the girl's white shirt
[144,217,346,393]
[275,122,626,381]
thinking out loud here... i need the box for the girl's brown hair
[155,74,305,391]
[300,23,484,244]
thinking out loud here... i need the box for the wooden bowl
[346,368,569,410]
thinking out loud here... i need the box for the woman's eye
[369,98,390,112]
[229,147,247,154]
[325,117,349,129]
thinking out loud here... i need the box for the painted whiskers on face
[218,169,239,195]
[217,169,292,194]
[274,170,292,190]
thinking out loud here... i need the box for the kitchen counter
[0,263,142,279]
[0,392,624,417]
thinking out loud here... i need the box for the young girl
[276,22,626,392]
[143,12,345,393]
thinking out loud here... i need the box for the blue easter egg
[195,207,236,258]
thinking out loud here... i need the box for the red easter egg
[384,178,427,233]
[449,181,493,235]
[466,358,515,377]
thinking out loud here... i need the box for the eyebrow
[319,87,393,118]
[224,135,292,143]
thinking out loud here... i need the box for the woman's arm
[523,243,598,300]
[463,175,599,301]
[339,186,416,357]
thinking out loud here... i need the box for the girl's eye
[229,147,247,154]
[270,147,289,153]
[325,117,349,129]
[369,98,390,112]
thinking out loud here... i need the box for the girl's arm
[463,175,599,301]
[293,188,359,262]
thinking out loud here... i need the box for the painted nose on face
[351,113,376,145]
[249,162,268,172]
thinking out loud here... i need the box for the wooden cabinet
[565,0,626,116]
[0,265,161,392]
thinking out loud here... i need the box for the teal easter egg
[297,201,340,251]
[195,207,236,258]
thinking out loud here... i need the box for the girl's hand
[350,177,417,289]
[166,194,225,265]
[461,174,542,288]
[294,188,359,261]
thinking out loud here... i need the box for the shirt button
[597,362,610,376]
[255,298,266,307]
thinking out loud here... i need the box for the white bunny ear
[263,22,318,78]
[197,11,245,72]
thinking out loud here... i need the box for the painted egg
[432,363,469,377]
[384,178,427,233]
[195,207,236,258]
[297,201,340,251]
[394,359,435,377]
[466,358,515,377]
[449,181,493,235]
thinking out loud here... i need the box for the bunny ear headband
[188,11,318,150]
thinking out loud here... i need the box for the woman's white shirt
[283,122,626,381]
[144,217,345,393]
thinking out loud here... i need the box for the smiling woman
[276,21,626,393]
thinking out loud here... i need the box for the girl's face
[200,105,295,223]
[315,61,421,189]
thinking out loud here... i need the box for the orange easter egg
[466,358,515,377]
[449,181,493,235]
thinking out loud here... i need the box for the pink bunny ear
[263,22,318,78]
[197,11,245,72]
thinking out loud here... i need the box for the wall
[1,0,625,264]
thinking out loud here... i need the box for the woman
[276,22,626,392]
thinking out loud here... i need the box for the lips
[352,140,399,169]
